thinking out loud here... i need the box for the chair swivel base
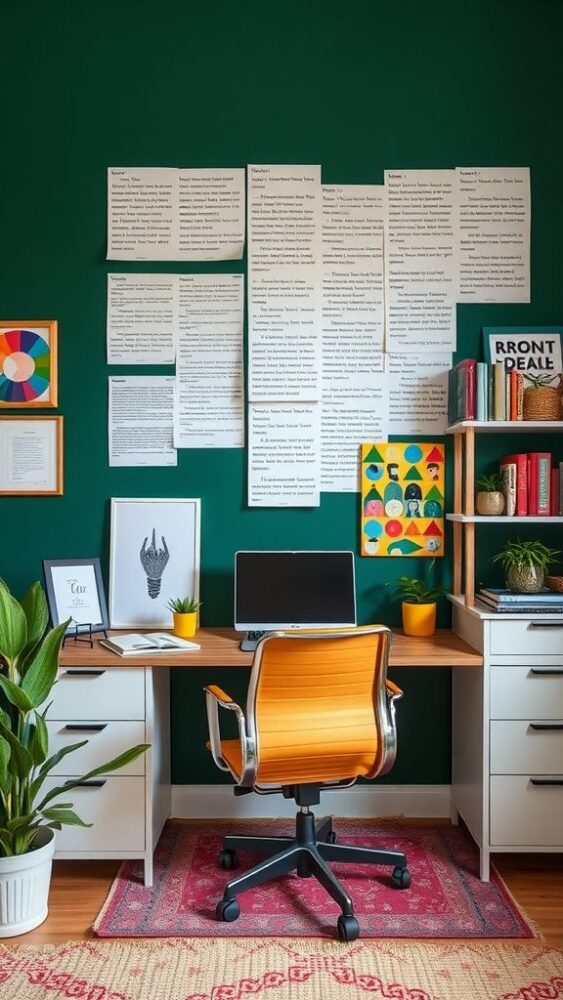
[215,810,411,941]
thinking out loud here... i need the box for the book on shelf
[99,632,201,656]
[476,597,563,614]
[479,587,563,605]
[560,461,563,515]
[528,452,551,515]
[448,359,476,423]
[500,453,527,515]
[499,459,516,516]
[494,361,505,420]
[476,362,488,421]
[551,467,560,515]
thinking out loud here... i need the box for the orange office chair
[204,626,410,941]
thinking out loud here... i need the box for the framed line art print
[0,320,58,407]
[109,497,201,628]
[0,415,63,495]
[43,557,109,635]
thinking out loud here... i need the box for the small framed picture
[43,558,109,635]
[0,415,63,495]
[109,497,201,628]
[0,320,58,408]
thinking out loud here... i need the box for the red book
[510,372,519,421]
[528,452,551,516]
[551,468,560,515]
[502,453,528,515]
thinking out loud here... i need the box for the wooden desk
[55,627,481,886]
[60,627,483,669]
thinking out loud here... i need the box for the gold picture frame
[0,320,58,408]
[0,415,63,496]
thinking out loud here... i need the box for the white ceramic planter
[0,827,55,937]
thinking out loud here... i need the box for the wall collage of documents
[3,0,561,784]
[106,164,530,509]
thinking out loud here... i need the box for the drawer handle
[527,623,563,629]
[63,724,107,733]
[530,778,563,786]
[530,668,563,676]
[529,723,563,731]
[64,669,106,677]
[75,780,107,788]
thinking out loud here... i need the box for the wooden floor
[6,850,563,948]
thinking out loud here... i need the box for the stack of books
[448,358,528,423]
[499,452,563,516]
[477,588,563,614]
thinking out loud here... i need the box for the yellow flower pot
[172,611,198,639]
[401,601,436,637]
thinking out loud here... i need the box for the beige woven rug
[0,938,562,1000]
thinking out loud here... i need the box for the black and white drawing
[109,498,200,628]
[140,529,169,598]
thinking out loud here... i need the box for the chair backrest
[245,627,394,786]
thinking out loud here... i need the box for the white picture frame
[109,497,201,629]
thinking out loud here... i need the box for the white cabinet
[47,663,171,886]
[452,602,563,879]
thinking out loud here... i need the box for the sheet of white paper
[456,167,530,302]
[107,167,245,261]
[386,353,451,435]
[384,169,457,353]
[248,402,320,507]
[0,420,57,492]
[108,376,177,466]
[248,165,322,401]
[174,274,244,448]
[321,379,389,493]
[322,185,386,391]
[107,273,177,364]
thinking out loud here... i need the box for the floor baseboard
[171,784,451,819]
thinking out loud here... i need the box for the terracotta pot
[523,384,562,421]
[476,491,505,516]
[402,601,436,637]
[506,565,545,594]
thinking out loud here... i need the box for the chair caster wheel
[218,848,238,870]
[337,914,360,941]
[326,830,337,844]
[216,898,240,922]
[391,866,411,889]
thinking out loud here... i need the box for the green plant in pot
[523,372,563,421]
[0,579,149,937]
[387,561,445,637]
[492,539,560,594]
[167,595,202,639]
[475,472,505,517]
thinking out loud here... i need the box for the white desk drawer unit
[47,664,171,886]
[452,603,563,881]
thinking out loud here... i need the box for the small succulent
[476,472,503,492]
[167,596,202,614]
[386,559,445,605]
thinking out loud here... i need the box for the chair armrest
[204,685,253,781]
[385,679,403,700]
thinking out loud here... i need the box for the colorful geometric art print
[361,442,445,557]
[0,323,57,407]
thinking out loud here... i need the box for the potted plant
[475,472,505,516]
[523,372,563,421]
[492,538,560,594]
[0,579,148,937]
[167,596,202,639]
[388,561,445,637]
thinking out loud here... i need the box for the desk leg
[480,847,490,882]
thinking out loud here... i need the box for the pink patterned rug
[94,820,535,939]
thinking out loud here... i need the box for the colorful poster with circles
[360,442,445,557]
[0,321,57,407]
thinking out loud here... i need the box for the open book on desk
[99,632,200,656]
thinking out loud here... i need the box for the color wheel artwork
[361,442,445,557]
[0,327,52,405]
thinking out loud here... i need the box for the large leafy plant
[492,538,560,573]
[0,579,148,857]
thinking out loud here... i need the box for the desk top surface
[59,627,483,668]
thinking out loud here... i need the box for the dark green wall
[2,0,562,784]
